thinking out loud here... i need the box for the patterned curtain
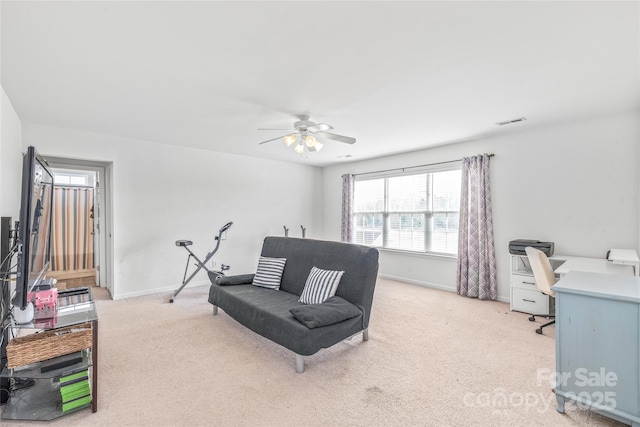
[51,186,95,271]
[456,154,497,300]
[341,174,355,242]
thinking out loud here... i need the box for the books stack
[59,370,91,412]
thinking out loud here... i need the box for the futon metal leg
[295,354,305,373]
[556,394,565,413]
[212,305,218,315]
[363,328,369,341]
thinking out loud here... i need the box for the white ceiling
[2,1,639,167]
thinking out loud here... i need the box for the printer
[509,239,555,257]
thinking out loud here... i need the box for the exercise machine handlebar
[219,221,233,234]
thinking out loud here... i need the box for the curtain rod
[54,185,94,190]
[352,153,494,178]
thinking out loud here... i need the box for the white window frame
[353,163,462,256]
[52,169,94,187]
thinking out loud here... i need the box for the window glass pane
[388,174,426,212]
[353,167,461,255]
[54,175,70,185]
[432,170,461,211]
[353,213,383,247]
[430,212,459,254]
[387,213,425,251]
[354,179,384,212]
[69,176,88,185]
[53,173,90,186]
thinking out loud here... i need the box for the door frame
[45,157,113,296]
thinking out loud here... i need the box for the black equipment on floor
[171,221,232,303]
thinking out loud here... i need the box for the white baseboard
[112,275,510,304]
[378,274,510,304]
[379,273,456,293]
[112,280,210,300]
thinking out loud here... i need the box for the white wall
[23,124,323,299]
[10,110,640,302]
[322,111,640,302]
[0,87,22,314]
[0,87,23,220]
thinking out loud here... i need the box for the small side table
[0,301,98,421]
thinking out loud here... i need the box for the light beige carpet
[2,278,625,427]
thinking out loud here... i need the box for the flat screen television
[12,146,55,312]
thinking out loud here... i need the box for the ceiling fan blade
[257,128,296,131]
[315,131,356,144]
[258,135,288,145]
[306,123,333,132]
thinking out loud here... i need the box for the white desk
[509,252,635,316]
[553,271,640,427]
[608,248,640,276]
[554,255,635,277]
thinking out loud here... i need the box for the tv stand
[1,216,13,404]
[0,301,98,421]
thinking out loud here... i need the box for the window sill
[378,247,458,261]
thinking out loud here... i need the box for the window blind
[353,166,461,255]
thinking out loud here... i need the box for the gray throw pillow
[215,274,255,286]
[289,296,361,328]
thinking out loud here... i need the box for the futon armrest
[289,296,362,329]
[215,274,255,286]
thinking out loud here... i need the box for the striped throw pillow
[252,256,287,290]
[298,267,345,304]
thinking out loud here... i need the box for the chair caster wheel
[529,316,535,322]
[535,328,543,334]
[169,298,175,303]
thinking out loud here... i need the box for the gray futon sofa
[208,236,379,372]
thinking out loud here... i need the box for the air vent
[496,117,527,126]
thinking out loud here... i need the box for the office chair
[525,246,557,335]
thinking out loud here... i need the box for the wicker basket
[6,322,93,368]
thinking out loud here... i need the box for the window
[353,167,462,255]
[52,171,92,186]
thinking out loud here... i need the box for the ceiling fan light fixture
[284,134,297,147]
[305,135,317,148]
[258,116,356,156]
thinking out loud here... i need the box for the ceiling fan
[258,115,356,155]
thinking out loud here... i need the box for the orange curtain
[51,186,95,271]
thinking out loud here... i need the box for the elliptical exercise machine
[171,221,233,303]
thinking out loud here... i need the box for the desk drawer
[512,287,550,314]
[511,274,538,290]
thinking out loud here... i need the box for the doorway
[45,157,113,297]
